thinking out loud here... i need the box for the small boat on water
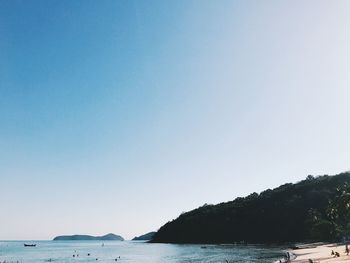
[24,244,36,247]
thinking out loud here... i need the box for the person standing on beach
[345,244,349,255]
[284,252,291,262]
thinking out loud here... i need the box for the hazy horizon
[1,0,350,240]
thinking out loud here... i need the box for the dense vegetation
[152,172,350,244]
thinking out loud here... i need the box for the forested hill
[151,172,350,244]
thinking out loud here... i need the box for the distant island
[132,232,156,241]
[151,172,350,244]
[53,233,124,241]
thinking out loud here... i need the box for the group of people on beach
[330,243,350,258]
[308,243,350,263]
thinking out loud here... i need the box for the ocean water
[0,241,288,263]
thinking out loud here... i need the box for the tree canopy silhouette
[152,172,350,244]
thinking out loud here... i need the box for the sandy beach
[292,243,350,263]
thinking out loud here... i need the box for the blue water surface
[0,241,287,263]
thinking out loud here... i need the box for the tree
[327,183,350,238]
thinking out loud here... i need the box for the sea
[0,241,289,263]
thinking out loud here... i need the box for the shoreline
[291,243,350,262]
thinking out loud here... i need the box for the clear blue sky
[1,0,350,240]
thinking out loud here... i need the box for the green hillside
[152,172,350,244]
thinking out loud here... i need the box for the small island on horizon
[53,233,124,241]
[132,232,156,241]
